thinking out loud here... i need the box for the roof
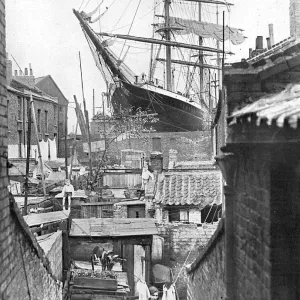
[55,189,87,199]
[14,196,48,208]
[37,231,62,255]
[154,171,221,208]
[9,159,36,177]
[45,171,66,182]
[225,37,300,80]
[114,199,145,206]
[229,83,300,129]
[35,75,68,104]
[24,210,70,227]
[69,218,158,237]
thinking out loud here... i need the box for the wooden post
[65,104,68,179]
[79,51,93,177]
[70,113,79,180]
[24,97,32,215]
[30,95,46,196]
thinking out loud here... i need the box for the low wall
[187,219,225,300]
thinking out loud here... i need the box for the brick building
[0,3,62,299]
[6,61,63,161]
[35,75,68,157]
[186,4,300,299]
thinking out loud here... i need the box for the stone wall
[0,7,62,298]
[187,219,225,300]
[156,222,219,300]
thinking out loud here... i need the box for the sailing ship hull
[111,82,205,132]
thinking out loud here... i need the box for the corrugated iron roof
[229,84,300,128]
[154,171,221,208]
[24,210,70,227]
[70,218,158,237]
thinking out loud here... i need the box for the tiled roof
[70,218,158,237]
[154,171,221,208]
[229,83,300,129]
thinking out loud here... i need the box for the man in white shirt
[62,179,74,211]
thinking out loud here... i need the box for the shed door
[128,205,145,218]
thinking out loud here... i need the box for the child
[62,179,74,211]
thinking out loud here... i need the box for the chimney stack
[168,149,177,170]
[25,68,28,76]
[152,137,162,152]
[6,53,12,85]
[268,24,274,47]
[256,36,263,49]
[290,0,300,38]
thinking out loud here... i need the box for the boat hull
[111,82,205,132]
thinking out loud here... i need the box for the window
[17,97,22,120]
[37,109,41,132]
[45,110,48,133]
[201,204,222,223]
[128,205,145,218]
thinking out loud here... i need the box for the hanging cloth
[161,284,176,300]
[136,280,150,300]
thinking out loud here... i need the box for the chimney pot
[266,37,271,49]
[19,70,22,76]
[249,48,253,58]
[256,36,263,50]
[29,63,33,76]
[268,24,274,47]
[14,70,18,76]
[25,68,28,76]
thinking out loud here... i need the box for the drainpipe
[215,153,237,300]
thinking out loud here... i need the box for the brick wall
[68,238,113,261]
[156,222,219,300]
[187,220,225,300]
[83,131,212,168]
[232,148,272,299]
[0,5,62,298]
[37,231,63,281]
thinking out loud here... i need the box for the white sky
[6,0,290,131]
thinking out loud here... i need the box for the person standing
[62,179,74,211]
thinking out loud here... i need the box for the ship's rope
[119,0,142,60]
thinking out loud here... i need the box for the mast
[198,2,204,102]
[164,0,172,91]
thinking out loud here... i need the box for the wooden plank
[73,278,117,290]
[123,244,135,296]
